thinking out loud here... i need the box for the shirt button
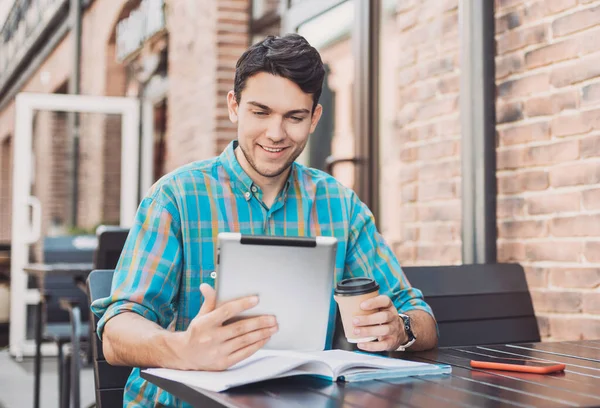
[244,192,251,200]
[210,271,217,279]
[251,185,258,193]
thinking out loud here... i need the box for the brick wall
[391,0,463,266]
[166,0,249,169]
[495,0,600,341]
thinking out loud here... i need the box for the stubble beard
[239,142,304,178]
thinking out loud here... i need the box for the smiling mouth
[259,145,287,153]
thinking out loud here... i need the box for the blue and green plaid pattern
[91,140,434,407]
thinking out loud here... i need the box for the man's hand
[352,295,406,352]
[174,283,278,371]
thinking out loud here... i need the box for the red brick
[524,91,579,117]
[582,82,600,106]
[396,104,417,126]
[524,140,579,166]
[551,53,600,87]
[400,147,417,162]
[581,135,600,158]
[580,26,600,55]
[531,290,582,313]
[497,101,524,124]
[546,0,578,14]
[498,121,550,146]
[496,10,521,35]
[396,9,418,31]
[523,267,549,288]
[551,214,600,237]
[497,241,527,262]
[400,165,418,184]
[417,202,461,221]
[497,197,526,218]
[550,268,600,289]
[402,226,419,242]
[418,180,456,201]
[582,188,600,210]
[526,192,581,215]
[498,73,550,99]
[549,317,600,341]
[525,39,579,69]
[585,241,600,262]
[551,112,593,137]
[550,162,600,187]
[416,244,461,264]
[497,147,524,170]
[416,96,457,120]
[526,241,582,262]
[497,24,548,54]
[552,5,600,37]
[495,0,523,12]
[495,53,525,80]
[401,184,417,203]
[438,74,459,94]
[419,224,457,242]
[417,140,457,160]
[537,315,550,338]
[395,243,417,265]
[419,160,461,181]
[582,294,600,313]
[498,171,549,194]
[498,220,547,238]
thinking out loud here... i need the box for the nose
[265,116,285,142]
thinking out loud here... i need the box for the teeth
[263,146,283,153]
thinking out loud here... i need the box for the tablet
[215,232,337,351]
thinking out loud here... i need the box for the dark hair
[234,34,325,112]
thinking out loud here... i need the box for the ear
[309,104,323,134]
[227,91,239,123]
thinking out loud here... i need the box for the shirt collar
[219,140,295,199]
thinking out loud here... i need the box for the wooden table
[142,340,600,408]
[23,263,94,408]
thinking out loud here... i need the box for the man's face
[227,72,322,179]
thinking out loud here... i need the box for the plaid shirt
[91,140,434,407]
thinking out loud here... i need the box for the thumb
[199,283,217,316]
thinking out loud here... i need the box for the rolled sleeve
[344,195,436,322]
[90,195,183,340]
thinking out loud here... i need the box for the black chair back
[87,270,132,408]
[403,263,540,347]
[93,227,129,269]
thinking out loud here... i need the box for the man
[92,34,438,407]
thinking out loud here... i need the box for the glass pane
[379,0,462,265]
[297,0,355,190]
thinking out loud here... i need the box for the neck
[234,146,290,204]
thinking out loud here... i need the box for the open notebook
[143,349,451,392]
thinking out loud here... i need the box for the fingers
[357,336,395,352]
[360,295,393,311]
[222,315,277,341]
[198,284,217,316]
[212,295,259,325]
[353,310,396,327]
[225,337,272,369]
[224,324,278,355]
[353,321,393,338]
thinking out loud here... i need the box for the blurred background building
[0,0,598,342]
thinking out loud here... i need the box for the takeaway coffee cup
[334,277,380,343]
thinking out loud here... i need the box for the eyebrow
[247,101,310,116]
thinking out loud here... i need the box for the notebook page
[300,349,436,377]
[144,352,330,392]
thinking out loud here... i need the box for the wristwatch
[395,313,417,351]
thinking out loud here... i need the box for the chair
[87,270,133,408]
[402,263,541,347]
[93,227,129,270]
